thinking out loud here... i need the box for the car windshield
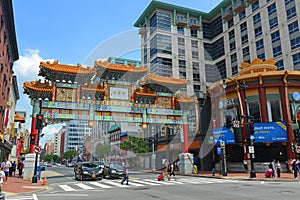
[82,163,98,168]
[95,161,104,165]
[109,163,123,170]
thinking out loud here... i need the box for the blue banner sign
[253,122,288,143]
[213,127,235,145]
[213,122,288,145]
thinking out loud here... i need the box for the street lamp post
[223,79,256,178]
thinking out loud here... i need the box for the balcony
[138,27,148,35]
[234,0,246,12]
[190,19,200,30]
[223,8,234,21]
[246,0,257,3]
[176,16,187,27]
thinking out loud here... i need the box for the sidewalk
[2,170,62,197]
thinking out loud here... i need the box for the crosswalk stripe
[75,183,94,190]
[144,179,175,185]
[131,179,159,185]
[58,185,76,191]
[103,180,128,187]
[89,182,112,188]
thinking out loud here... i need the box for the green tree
[120,135,150,153]
[63,150,78,162]
[43,154,53,163]
[95,143,111,159]
[52,154,60,163]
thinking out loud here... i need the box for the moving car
[66,162,75,167]
[74,162,103,181]
[94,161,105,170]
[103,163,124,178]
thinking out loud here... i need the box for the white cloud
[39,124,62,147]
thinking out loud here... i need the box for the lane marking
[58,184,76,191]
[75,183,94,190]
[89,182,112,188]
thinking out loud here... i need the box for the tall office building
[64,120,92,151]
[134,0,300,96]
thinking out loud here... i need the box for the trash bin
[37,166,41,180]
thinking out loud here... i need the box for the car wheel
[80,174,84,181]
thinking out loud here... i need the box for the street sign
[248,146,254,154]
[34,146,41,154]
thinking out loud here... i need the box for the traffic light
[35,114,44,130]
[248,122,255,135]
[225,116,232,128]
[293,128,300,143]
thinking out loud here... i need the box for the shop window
[248,101,261,122]
[270,99,282,122]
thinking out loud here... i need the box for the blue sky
[12,0,222,145]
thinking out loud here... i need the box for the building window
[257,53,265,61]
[256,39,264,51]
[177,27,184,35]
[241,35,248,45]
[192,50,199,59]
[232,65,238,76]
[255,26,262,37]
[150,11,171,34]
[252,1,259,12]
[243,46,250,57]
[230,53,237,63]
[150,34,172,58]
[228,18,234,28]
[285,0,294,5]
[240,22,247,33]
[267,3,276,15]
[178,48,185,57]
[271,30,280,43]
[290,36,300,50]
[229,29,235,40]
[269,17,278,29]
[286,6,297,20]
[192,62,200,71]
[239,10,246,21]
[191,40,198,48]
[248,101,261,122]
[193,73,200,82]
[273,46,282,57]
[253,13,261,24]
[230,41,236,51]
[276,59,284,70]
[288,21,299,34]
[191,29,198,37]
[178,37,185,46]
[292,52,300,65]
[270,99,282,122]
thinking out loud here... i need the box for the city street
[5,165,300,200]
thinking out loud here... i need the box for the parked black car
[103,163,124,178]
[74,162,103,181]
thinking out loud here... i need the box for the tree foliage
[52,154,60,163]
[95,143,111,157]
[120,135,150,153]
[63,150,78,162]
[43,154,53,163]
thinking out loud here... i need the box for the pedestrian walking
[169,162,176,181]
[163,160,170,181]
[0,167,5,192]
[243,160,248,172]
[1,158,11,183]
[17,161,24,178]
[276,160,281,178]
[121,162,129,185]
[270,159,276,178]
[292,159,298,179]
[12,161,16,176]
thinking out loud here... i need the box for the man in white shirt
[0,167,4,192]
[1,158,11,183]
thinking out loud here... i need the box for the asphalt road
[6,165,300,200]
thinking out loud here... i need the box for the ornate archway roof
[23,79,53,99]
[239,58,277,75]
[139,74,189,93]
[39,60,96,83]
[134,86,157,97]
[94,60,149,82]
[14,113,25,123]
[81,81,105,93]
[175,94,197,103]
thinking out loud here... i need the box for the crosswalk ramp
[53,177,238,192]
